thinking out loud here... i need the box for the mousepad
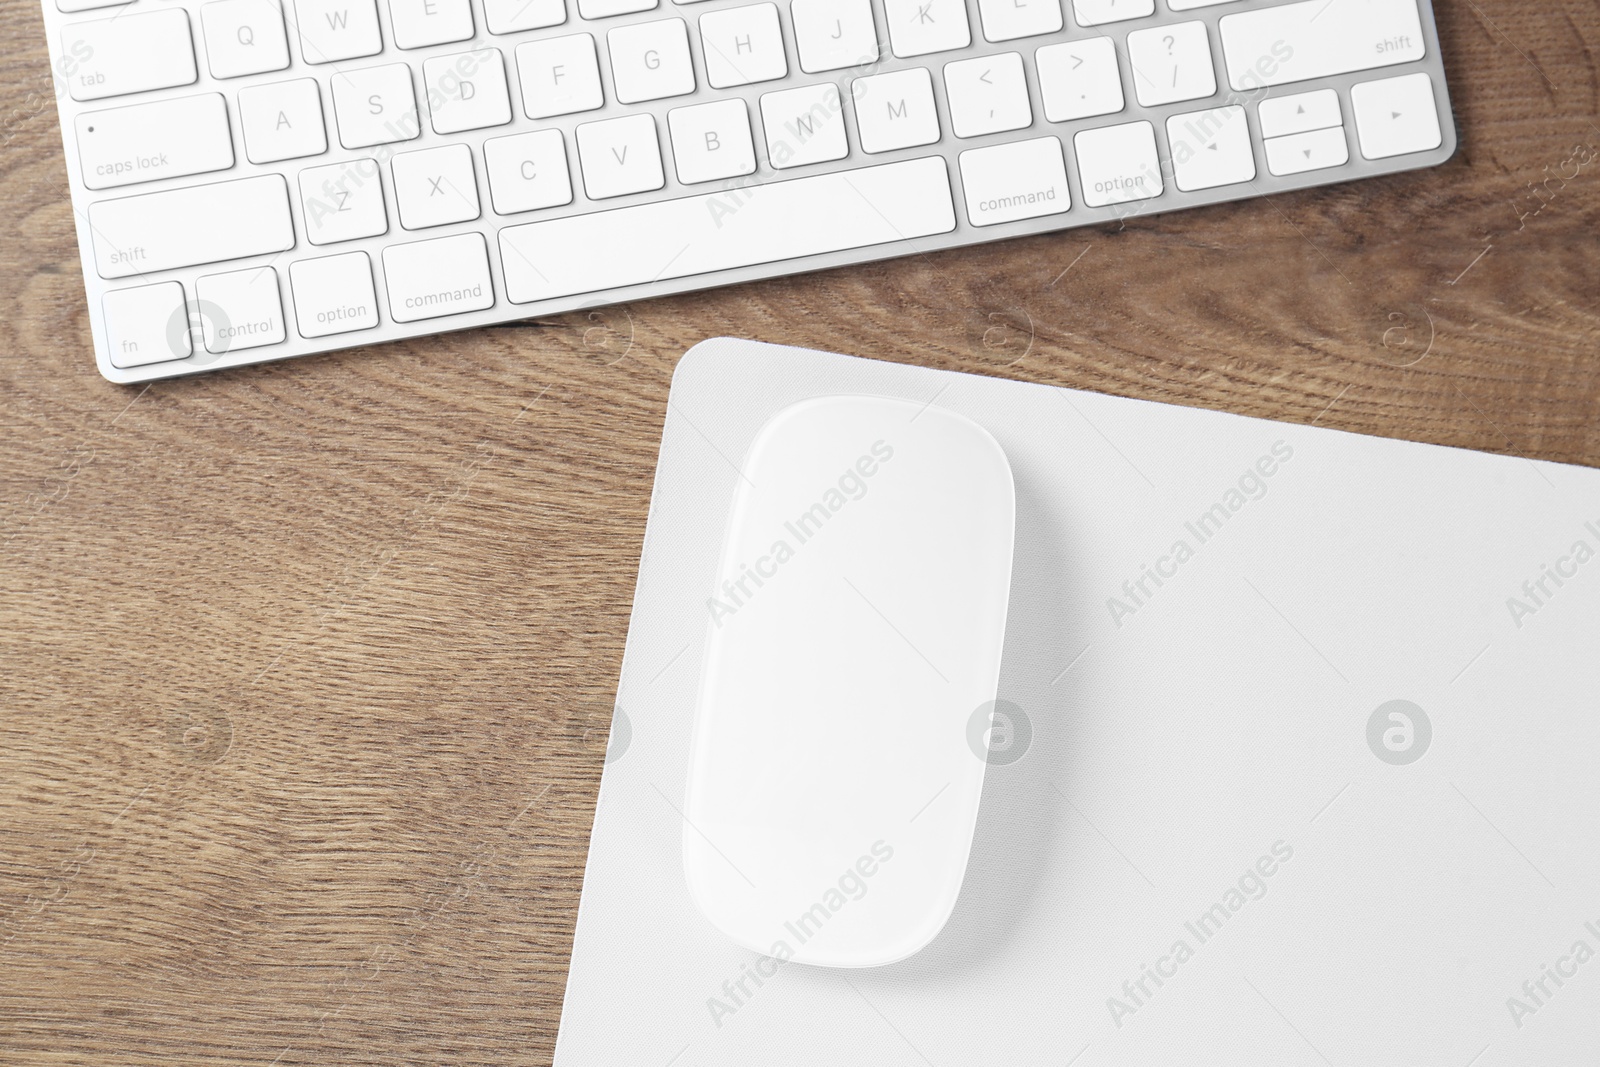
[555,338,1600,1066]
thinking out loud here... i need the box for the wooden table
[2,2,1596,1062]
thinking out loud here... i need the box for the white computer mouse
[682,394,1016,968]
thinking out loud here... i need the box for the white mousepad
[555,338,1600,1066]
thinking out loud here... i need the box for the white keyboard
[40,0,1455,382]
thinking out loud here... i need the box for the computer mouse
[682,394,1016,968]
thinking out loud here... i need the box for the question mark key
[1126,21,1216,107]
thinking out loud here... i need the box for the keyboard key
[1068,0,1151,26]
[517,34,604,118]
[104,282,189,368]
[63,10,197,101]
[883,0,970,58]
[760,83,848,168]
[1258,88,1341,138]
[424,49,512,134]
[959,135,1069,225]
[576,114,665,198]
[1074,120,1162,208]
[195,267,287,353]
[201,0,291,78]
[88,174,295,279]
[667,99,757,184]
[944,52,1031,138]
[294,0,382,63]
[332,64,420,148]
[75,94,233,191]
[1166,105,1255,191]
[791,0,878,73]
[1219,0,1424,91]
[700,4,787,88]
[299,158,388,243]
[290,252,379,337]
[609,19,695,104]
[579,0,654,17]
[1126,21,1215,107]
[389,0,473,48]
[484,130,574,213]
[1351,72,1441,159]
[852,68,939,154]
[239,78,328,163]
[384,233,494,322]
[1036,37,1122,122]
[483,0,565,34]
[499,156,955,303]
[393,144,481,228]
[976,0,1059,43]
[57,0,136,11]
[1264,126,1349,176]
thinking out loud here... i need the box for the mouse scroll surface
[683,395,1016,968]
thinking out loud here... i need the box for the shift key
[88,174,295,279]
[1219,0,1424,90]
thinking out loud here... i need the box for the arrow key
[1258,87,1341,138]
[1351,72,1442,160]
[1167,104,1255,191]
[1264,125,1350,177]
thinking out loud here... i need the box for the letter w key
[295,0,383,64]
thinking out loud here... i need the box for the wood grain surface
[2,1,1598,1063]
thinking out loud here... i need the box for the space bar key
[497,157,956,305]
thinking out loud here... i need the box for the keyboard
[39,0,1455,382]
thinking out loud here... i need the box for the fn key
[103,281,190,369]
